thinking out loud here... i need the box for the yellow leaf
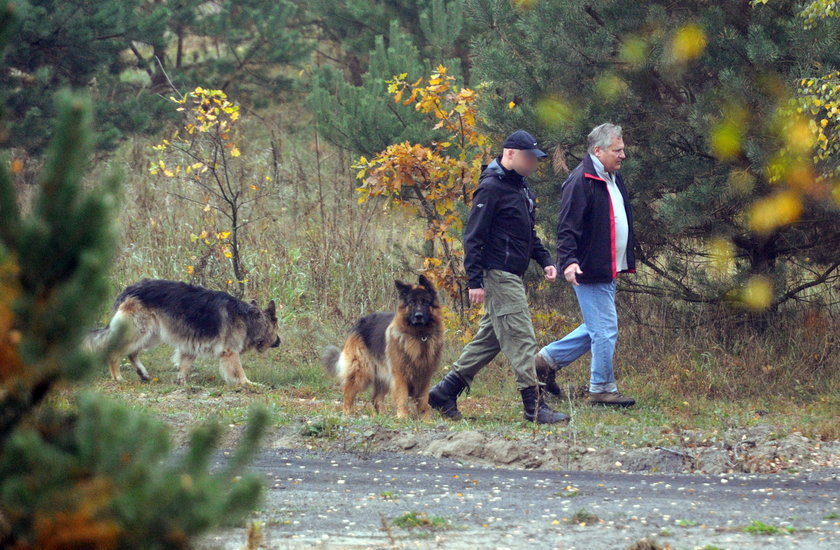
[709,121,742,160]
[741,276,773,311]
[508,101,516,109]
[748,191,803,235]
[669,23,707,62]
[231,146,241,157]
[709,236,734,274]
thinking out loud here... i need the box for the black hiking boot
[535,353,564,398]
[520,386,570,424]
[428,371,468,420]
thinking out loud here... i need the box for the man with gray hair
[535,123,637,407]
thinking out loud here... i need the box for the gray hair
[587,123,622,153]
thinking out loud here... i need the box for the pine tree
[182,0,311,106]
[305,0,470,155]
[1,0,311,156]
[303,0,471,83]
[307,21,441,156]
[0,7,268,547]
[0,0,171,154]
[466,0,840,311]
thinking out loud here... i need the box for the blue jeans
[538,280,619,393]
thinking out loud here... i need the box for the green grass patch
[300,416,342,438]
[567,509,600,525]
[391,512,449,530]
[675,519,699,528]
[742,520,795,535]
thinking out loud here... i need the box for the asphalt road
[199,447,840,549]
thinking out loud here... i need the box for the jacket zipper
[522,187,533,258]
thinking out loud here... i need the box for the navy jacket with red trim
[463,157,554,289]
[555,154,636,284]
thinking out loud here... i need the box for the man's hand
[564,263,583,286]
[469,288,485,305]
[543,265,557,282]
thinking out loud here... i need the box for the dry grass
[72,109,840,443]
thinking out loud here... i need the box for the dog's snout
[271,336,281,348]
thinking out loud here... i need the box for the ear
[265,300,277,320]
[418,274,435,292]
[394,280,412,297]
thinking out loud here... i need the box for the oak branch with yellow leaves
[353,66,491,312]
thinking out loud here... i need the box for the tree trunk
[230,206,246,299]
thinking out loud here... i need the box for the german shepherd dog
[87,279,280,385]
[322,275,444,418]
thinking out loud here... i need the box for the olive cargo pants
[451,269,539,390]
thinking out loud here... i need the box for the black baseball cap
[503,129,547,158]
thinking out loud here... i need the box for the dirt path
[198,447,840,549]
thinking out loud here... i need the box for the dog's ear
[265,300,277,321]
[418,274,436,293]
[394,280,412,297]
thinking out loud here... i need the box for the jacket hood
[481,157,524,185]
[482,157,504,177]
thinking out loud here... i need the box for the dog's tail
[321,345,341,377]
[84,314,130,357]
[84,327,112,354]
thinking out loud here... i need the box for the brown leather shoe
[589,391,636,408]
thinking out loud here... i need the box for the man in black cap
[428,130,569,424]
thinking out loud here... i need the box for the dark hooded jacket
[463,157,553,289]
[555,154,636,283]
